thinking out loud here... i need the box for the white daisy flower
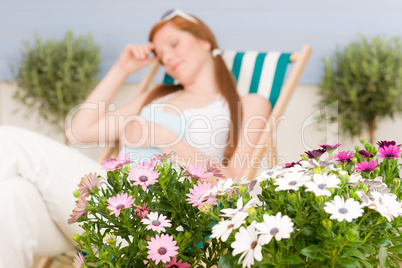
[380,193,402,219]
[350,175,390,194]
[286,164,306,173]
[233,176,250,186]
[220,197,260,218]
[210,178,234,196]
[211,212,248,241]
[364,177,390,194]
[200,179,234,201]
[255,212,294,245]
[324,196,364,222]
[231,221,263,268]
[299,159,320,169]
[336,169,348,175]
[299,156,338,172]
[274,171,311,191]
[369,192,402,221]
[256,165,284,181]
[305,174,340,197]
[356,190,377,209]
[348,172,363,185]
[358,191,394,221]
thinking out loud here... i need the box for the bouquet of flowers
[206,138,402,268]
[68,152,233,268]
[69,138,402,268]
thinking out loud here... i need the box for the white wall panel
[1,0,402,84]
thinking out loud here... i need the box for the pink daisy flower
[163,257,191,268]
[72,251,85,268]
[183,163,214,180]
[77,172,103,197]
[186,181,217,209]
[377,140,400,148]
[147,234,179,265]
[358,150,373,158]
[102,152,132,171]
[128,164,160,191]
[153,151,175,161]
[320,143,341,152]
[332,151,354,164]
[138,158,159,169]
[68,195,88,224]
[355,160,379,173]
[135,203,150,219]
[142,212,172,233]
[284,161,301,168]
[378,145,402,159]
[304,149,326,159]
[206,160,224,178]
[107,193,135,217]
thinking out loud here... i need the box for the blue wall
[1,0,402,84]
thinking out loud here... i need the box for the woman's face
[152,22,212,85]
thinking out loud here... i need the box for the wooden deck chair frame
[37,44,311,268]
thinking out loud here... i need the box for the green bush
[10,30,101,132]
[319,35,402,144]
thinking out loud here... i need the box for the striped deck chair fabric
[163,51,291,108]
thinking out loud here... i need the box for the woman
[0,9,271,268]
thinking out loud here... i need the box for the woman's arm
[66,44,157,145]
[225,94,271,178]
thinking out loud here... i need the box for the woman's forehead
[152,23,187,45]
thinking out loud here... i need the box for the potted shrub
[318,35,402,144]
[10,30,101,143]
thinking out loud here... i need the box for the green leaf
[374,222,392,231]
[358,260,373,268]
[299,225,315,236]
[132,261,148,268]
[294,238,306,251]
[340,247,367,260]
[341,258,361,268]
[284,254,304,264]
[217,252,237,268]
[301,245,329,259]
[257,264,276,268]
[388,245,402,254]
[379,246,388,268]
[389,236,402,245]
[389,255,402,268]
[372,238,392,247]
[153,203,176,213]
[359,244,375,255]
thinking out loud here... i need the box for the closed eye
[171,39,179,48]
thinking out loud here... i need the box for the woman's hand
[113,43,158,77]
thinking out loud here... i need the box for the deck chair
[36,44,311,268]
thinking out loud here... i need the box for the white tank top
[150,90,231,161]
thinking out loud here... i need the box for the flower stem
[332,238,348,267]
[362,230,374,244]
[357,210,373,227]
